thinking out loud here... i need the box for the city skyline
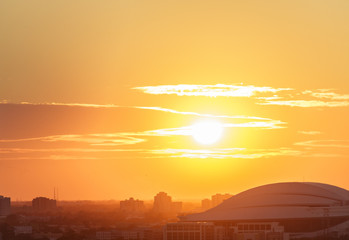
[1,0,349,201]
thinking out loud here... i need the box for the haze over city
[1,0,349,203]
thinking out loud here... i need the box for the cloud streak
[148,148,301,159]
[294,140,349,148]
[0,118,284,145]
[135,106,271,121]
[134,84,291,97]
[0,133,145,146]
[303,90,349,100]
[133,84,349,108]
[1,101,279,122]
[18,102,120,108]
[298,131,322,135]
[259,100,349,107]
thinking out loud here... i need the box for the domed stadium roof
[182,182,349,222]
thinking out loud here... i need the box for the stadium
[164,182,349,240]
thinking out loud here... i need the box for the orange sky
[1,0,349,201]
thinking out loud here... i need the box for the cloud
[7,87,349,109]
[303,89,349,100]
[0,147,301,160]
[258,89,349,107]
[256,96,283,100]
[259,100,349,107]
[0,133,145,146]
[298,131,322,135]
[0,155,100,160]
[301,153,345,158]
[0,101,280,122]
[148,148,301,159]
[0,115,285,147]
[294,140,349,148]
[133,84,349,108]
[0,148,144,154]
[135,106,271,121]
[224,121,285,129]
[18,102,120,108]
[133,84,291,97]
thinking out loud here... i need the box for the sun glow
[191,120,224,145]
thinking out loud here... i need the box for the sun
[191,120,224,145]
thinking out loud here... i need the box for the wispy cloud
[259,100,349,107]
[132,84,349,108]
[301,153,345,158]
[258,89,349,107]
[256,96,283,100]
[133,84,291,97]
[7,87,349,109]
[0,101,279,121]
[0,148,144,154]
[141,120,285,138]
[3,144,346,160]
[0,147,302,160]
[135,106,271,121]
[148,148,301,159]
[303,89,349,100]
[0,118,285,146]
[18,102,120,108]
[295,140,349,148]
[0,133,145,146]
[0,155,100,160]
[298,131,322,135]
[224,121,285,129]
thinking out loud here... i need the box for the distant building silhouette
[201,198,211,211]
[153,192,182,215]
[201,193,232,210]
[211,193,232,207]
[0,195,11,216]
[120,198,145,214]
[32,197,56,211]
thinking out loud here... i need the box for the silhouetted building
[120,197,145,214]
[201,198,211,211]
[211,193,232,207]
[0,195,11,216]
[32,197,56,211]
[201,193,232,211]
[165,182,349,240]
[153,192,182,215]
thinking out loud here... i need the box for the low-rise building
[32,197,57,211]
[0,195,11,216]
[120,198,145,214]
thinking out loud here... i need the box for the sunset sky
[1,0,349,201]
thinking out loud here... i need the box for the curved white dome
[182,182,349,222]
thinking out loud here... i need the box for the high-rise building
[201,193,232,211]
[0,195,11,216]
[211,193,232,207]
[201,198,211,211]
[153,192,182,215]
[120,198,145,214]
[153,192,172,213]
[32,197,57,211]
